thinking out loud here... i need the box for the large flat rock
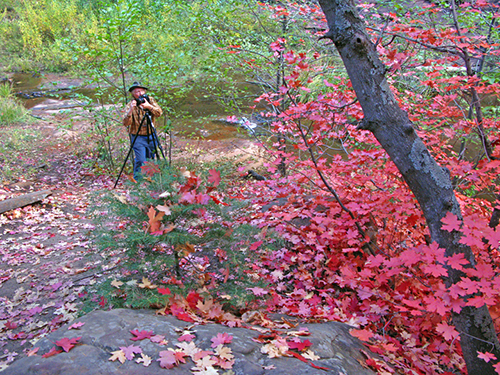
[2,309,377,374]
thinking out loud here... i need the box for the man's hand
[140,101,153,111]
[127,100,137,116]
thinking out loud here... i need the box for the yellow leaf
[111,280,124,288]
[109,350,126,364]
[136,353,152,366]
[138,277,158,289]
[157,205,171,215]
[302,349,320,361]
[215,345,234,361]
[179,167,191,178]
[112,193,127,204]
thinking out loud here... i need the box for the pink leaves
[210,333,233,348]
[68,321,85,330]
[157,350,180,369]
[120,344,142,360]
[477,351,497,363]
[436,322,459,341]
[130,329,154,341]
[207,169,221,187]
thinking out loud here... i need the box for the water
[11,72,262,140]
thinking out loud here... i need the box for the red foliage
[219,2,500,373]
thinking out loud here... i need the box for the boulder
[2,309,377,375]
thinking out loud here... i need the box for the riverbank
[0,80,267,369]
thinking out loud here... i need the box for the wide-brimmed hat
[128,81,148,92]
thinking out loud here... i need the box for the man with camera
[123,81,163,181]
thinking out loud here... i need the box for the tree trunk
[0,190,52,214]
[317,1,500,373]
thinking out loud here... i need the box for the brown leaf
[176,243,195,257]
[146,206,164,233]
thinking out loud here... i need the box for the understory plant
[0,83,29,126]
[85,161,269,317]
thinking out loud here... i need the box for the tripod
[114,110,166,189]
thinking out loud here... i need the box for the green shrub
[84,161,268,314]
[0,83,29,126]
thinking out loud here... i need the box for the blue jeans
[130,134,158,180]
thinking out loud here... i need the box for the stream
[10,72,265,141]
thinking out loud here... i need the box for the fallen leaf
[26,347,39,357]
[55,336,81,352]
[210,332,233,348]
[158,287,171,295]
[158,350,177,369]
[136,353,152,366]
[138,277,158,289]
[176,243,195,257]
[109,350,126,364]
[130,329,154,341]
[68,322,85,330]
[157,205,171,215]
[302,349,320,361]
[111,280,124,288]
[146,206,164,233]
[120,344,142,360]
[176,341,201,359]
[179,332,196,342]
[214,344,234,361]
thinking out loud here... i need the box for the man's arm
[123,101,134,129]
[141,97,163,118]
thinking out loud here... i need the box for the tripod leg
[113,115,148,189]
[146,113,166,161]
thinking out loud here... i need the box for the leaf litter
[0,125,117,370]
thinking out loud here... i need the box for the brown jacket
[123,97,163,136]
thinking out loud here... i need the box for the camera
[135,94,150,106]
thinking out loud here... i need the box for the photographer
[123,82,163,181]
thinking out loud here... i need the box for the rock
[3,309,378,375]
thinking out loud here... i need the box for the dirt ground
[0,98,265,370]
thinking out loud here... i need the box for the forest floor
[0,102,264,370]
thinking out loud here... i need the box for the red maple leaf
[350,329,373,342]
[174,351,188,364]
[210,332,233,348]
[186,291,202,309]
[446,253,469,271]
[477,351,497,363]
[98,296,107,307]
[68,322,85,330]
[288,338,312,351]
[170,303,194,323]
[250,240,263,250]
[179,191,196,204]
[141,161,161,177]
[130,329,153,341]
[422,263,448,277]
[441,212,462,232]
[178,333,196,342]
[55,336,81,352]
[42,346,63,358]
[436,322,459,341]
[157,287,171,295]
[208,169,221,186]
